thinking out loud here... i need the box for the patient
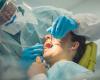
[44,32,86,66]
[28,31,92,80]
[22,11,99,80]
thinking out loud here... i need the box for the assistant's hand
[28,57,46,78]
[47,16,79,39]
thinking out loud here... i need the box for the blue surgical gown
[47,60,92,80]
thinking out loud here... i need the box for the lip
[44,44,52,53]
[44,46,51,53]
[44,40,54,48]
[43,48,51,57]
[43,48,48,56]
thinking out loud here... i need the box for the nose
[45,34,52,40]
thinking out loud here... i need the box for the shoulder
[58,60,89,72]
[50,60,91,74]
[48,60,92,80]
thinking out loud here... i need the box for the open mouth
[44,34,53,49]
[44,42,53,49]
[43,39,53,56]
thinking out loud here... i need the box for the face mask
[0,1,17,25]
[1,7,25,35]
[4,15,16,26]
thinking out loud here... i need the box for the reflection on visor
[0,2,16,26]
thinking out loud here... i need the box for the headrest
[79,42,97,71]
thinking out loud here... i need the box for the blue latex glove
[47,16,79,39]
[19,43,44,70]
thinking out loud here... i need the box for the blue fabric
[32,6,73,39]
[47,60,91,80]
[19,43,44,70]
[47,16,79,39]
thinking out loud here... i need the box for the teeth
[47,38,51,42]
[46,43,52,48]
[44,38,53,48]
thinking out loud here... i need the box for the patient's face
[43,34,72,59]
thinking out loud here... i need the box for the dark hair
[70,32,86,63]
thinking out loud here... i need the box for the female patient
[28,16,92,80]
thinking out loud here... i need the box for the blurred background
[16,0,100,17]
[16,0,100,79]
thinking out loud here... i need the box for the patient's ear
[71,41,79,51]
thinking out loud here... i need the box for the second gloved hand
[19,43,44,70]
[47,16,79,39]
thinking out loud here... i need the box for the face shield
[32,6,73,39]
[0,0,16,26]
[20,6,73,49]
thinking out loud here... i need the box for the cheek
[43,45,63,58]
[1,12,10,22]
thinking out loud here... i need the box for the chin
[43,52,50,58]
[43,49,52,60]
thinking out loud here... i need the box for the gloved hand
[19,43,44,70]
[47,16,79,39]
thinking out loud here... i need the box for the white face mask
[1,10,37,35]
[1,14,24,35]
[1,4,38,35]
[4,14,17,26]
[0,10,23,35]
[0,1,22,35]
